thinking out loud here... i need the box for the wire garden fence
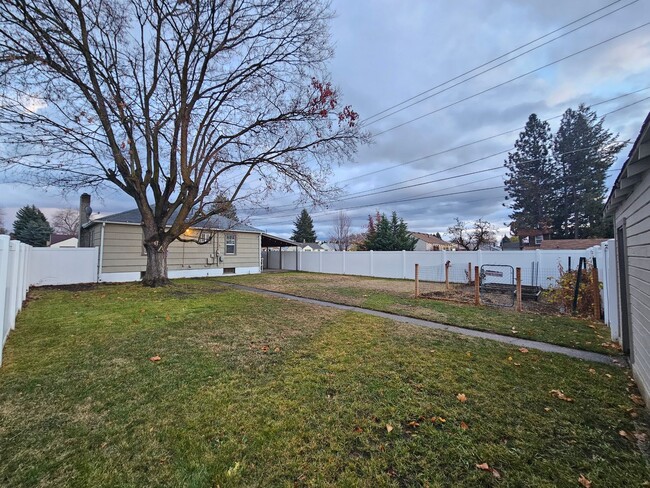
[414,260,602,316]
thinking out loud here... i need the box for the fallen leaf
[273,347,281,352]
[460,421,469,430]
[507,356,513,361]
[578,474,592,488]
[518,348,529,353]
[457,393,467,403]
[353,425,363,433]
[619,430,627,437]
[149,356,161,362]
[630,394,645,406]
[634,432,648,442]
[165,314,171,321]
[588,368,596,375]
[260,345,269,352]
[544,407,551,412]
[407,421,420,428]
[605,374,612,378]
[550,389,574,402]
[475,463,500,478]
[386,424,393,433]
[514,362,521,367]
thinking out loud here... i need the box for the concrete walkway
[220,282,621,365]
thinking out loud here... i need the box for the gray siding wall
[98,223,260,273]
[615,169,650,403]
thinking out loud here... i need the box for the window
[198,230,212,244]
[225,234,236,255]
[535,235,543,245]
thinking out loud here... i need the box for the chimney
[78,193,91,241]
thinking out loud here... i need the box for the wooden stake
[445,260,450,291]
[414,263,420,298]
[592,266,601,320]
[468,262,472,284]
[516,267,522,312]
[474,266,480,306]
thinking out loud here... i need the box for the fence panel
[27,247,98,286]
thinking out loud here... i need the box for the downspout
[97,222,105,282]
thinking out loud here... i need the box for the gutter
[97,222,105,281]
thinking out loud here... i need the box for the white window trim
[534,235,543,245]
[225,233,237,255]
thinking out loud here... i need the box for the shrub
[545,263,600,317]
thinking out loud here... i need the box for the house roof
[49,233,76,245]
[539,239,604,250]
[516,228,550,237]
[296,242,322,250]
[410,232,453,246]
[89,208,261,233]
[261,233,297,247]
[604,111,650,216]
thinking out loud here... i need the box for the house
[292,242,323,252]
[513,228,552,249]
[604,111,650,405]
[410,232,455,251]
[78,195,263,282]
[48,233,78,248]
[539,239,605,250]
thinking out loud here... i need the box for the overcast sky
[1,0,649,241]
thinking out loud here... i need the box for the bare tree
[0,0,366,285]
[329,210,351,251]
[446,218,497,251]
[52,208,79,235]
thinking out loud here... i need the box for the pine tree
[362,211,417,251]
[552,105,623,238]
[504,113,554,233]
[13,205,53,246]
[291,209,317,242]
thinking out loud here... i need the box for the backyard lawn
[216,272,619,355]
[0,280,647,487]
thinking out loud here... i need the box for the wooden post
[516,267,522,312]
[468,262,472,284]
[414,263,420,298]
[592,266,601,320]
[445,260,450,291]
[474,266,480,306]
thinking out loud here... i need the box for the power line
[362,0,639,127]
[336,87,650,183]
[245,93,650,215]
[373,21,650,137]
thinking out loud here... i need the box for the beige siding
[99,223,260,273]
[615,168,650,402]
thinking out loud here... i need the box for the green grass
[0,280,647,487]
[216,272,618,355]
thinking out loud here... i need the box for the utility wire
[372,22,650,137]
[362,0,639,127]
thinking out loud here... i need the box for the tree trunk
[142,240,171,287]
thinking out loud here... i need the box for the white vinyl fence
[0,237,99,366]
[1,236,30,366]
[264,241,620,340]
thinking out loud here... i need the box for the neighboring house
[514,228,552,249]
[48,233,78,248]
[78,196,263,282]
[410,232,455,251]
[604,111,650,404]
[539,239,605,250]
[291,242,323,252]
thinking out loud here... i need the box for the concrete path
[220,282,621,365]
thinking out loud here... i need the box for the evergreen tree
[434,231,442,239]
[13,205,53,246]
[552,105,623,238]
[291,209,317,242]
[504,113,554,233]
[362,211,417,251]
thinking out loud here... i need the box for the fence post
[445,260,450,291]
[7,241,19,330]
[369,250,374,277]
[0,236,9,366]
[516,267,522,312]
[402,250,406,279]
[534,249,542,287]
[414,264,419,298]
[468,262,472,285]
[592,264,601,320]
[474,266,480,306]
[319,251,322,273]
[342,250,346,275]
